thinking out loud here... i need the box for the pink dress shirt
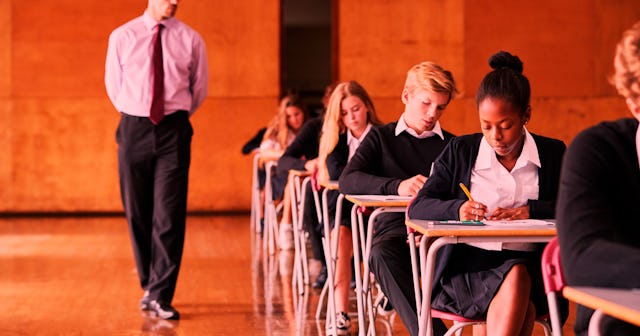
[105,11,208,117]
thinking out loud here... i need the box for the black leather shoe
[312,265,328,289]
[140,291,151,311]
[150,300,180,320]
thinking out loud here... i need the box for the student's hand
[459,201,488,221]
[304,158,318,172]
[406,232,424,247]
[397,174,427,196]
[488,206,529,220]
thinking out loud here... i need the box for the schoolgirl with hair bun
[409,50,568,335]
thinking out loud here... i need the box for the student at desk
[257,94,307,233]
[339,61,459,336]
[409,51,566,336]
[556,21,640,336]
[316,80,382,334]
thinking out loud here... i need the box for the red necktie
[149,24,164,125]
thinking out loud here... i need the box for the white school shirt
[347,123,372,160]
[468,128,540,251]
[395,113,445,140]
[259,131,296,152]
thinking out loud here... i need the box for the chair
[541,236,565,336]
[430,309,551,336]
[288,170,312,296]
[352,197,404,336]
[250,152,262,234]
[310,175,339,331]
[263,160,281,255]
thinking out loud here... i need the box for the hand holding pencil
[459,183,488,221]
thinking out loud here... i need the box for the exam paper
[354,195,413,201]
[482,219,555,226]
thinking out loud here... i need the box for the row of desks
[304,177,640,336]
[345,193,640,336]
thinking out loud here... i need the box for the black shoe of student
[312,265,328,289]
[140,291,151,311]
[376,296,394,317]
[150,300,180,320]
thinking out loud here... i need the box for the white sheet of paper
[482,219,555,226]
[354,195,413,201]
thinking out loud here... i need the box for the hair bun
[488,50,523,74]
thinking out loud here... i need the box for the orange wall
[338,0,640,141]
[1,0,280,212]
[1,1,640,212]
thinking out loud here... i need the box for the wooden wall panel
[338,0,465,98]
[189,98,276,211]
[182,1,280,98]
[0,101,11,206]
[6,99,118,212]
[3,1,280,212]
[0,0,9,97]
[2,0,640,212]
[465,0,598,98]
[11,1,134,98]
[462,0,640,145]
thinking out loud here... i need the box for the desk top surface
[288,169,311,177]
[345,194,412,207]
[320,180,339,190]
[563,286,640,326]
[406,218,557,237]
[257,151,282,164]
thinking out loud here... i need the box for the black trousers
[116,111,192,303]
[369,214,447,336]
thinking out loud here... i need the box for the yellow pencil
[459,183,474,201]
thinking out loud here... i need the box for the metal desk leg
[351,205,366,336]
[419,236,455,336]
[408,229,422,322]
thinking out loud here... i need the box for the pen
[459,182,474,201]
[459,182,479,221]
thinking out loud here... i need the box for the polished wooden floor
[0,215,576,335]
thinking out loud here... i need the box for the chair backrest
[541,236,566,294]
[541,236,566,336]
[310,170,321,192]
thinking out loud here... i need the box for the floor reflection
[0,215,418,336]
[140,311,180,335]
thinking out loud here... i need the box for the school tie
[149,24,164,125]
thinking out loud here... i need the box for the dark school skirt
[431,243,547,320]
[325,189,354,231]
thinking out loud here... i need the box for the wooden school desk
[315,180,351,332]
[562,286,640,335]
[405,218,556,336]
[288,169,312,296]
[259,150,285,254]
[345,194,412,336]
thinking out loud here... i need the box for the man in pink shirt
[105,0,208,320]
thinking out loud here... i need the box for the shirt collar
[477,127,540,170]
[394,113,444,140]
[347,123,372,146]
[142,11,175,30]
